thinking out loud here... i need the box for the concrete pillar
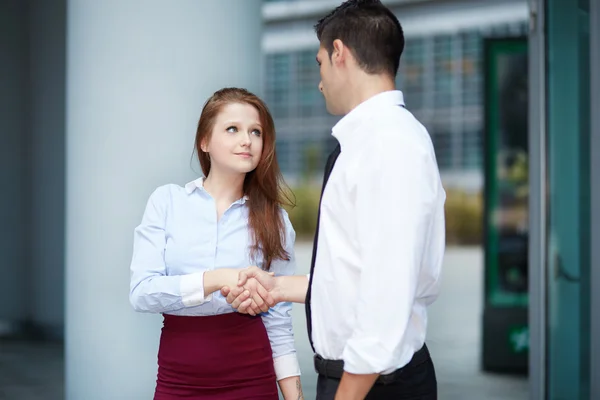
[65,1,262,399]
[0,0,29,333]
[29,0,67,341]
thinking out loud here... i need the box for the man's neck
[343,73,396,115]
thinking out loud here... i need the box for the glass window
[275,138,293,175]
[461,30,482,106]
[399,38,425,110]
[433,35,454,108]
[462,129,482,168]
[265,53,291,118]
[297,50,322,118]
[429,128,453,169]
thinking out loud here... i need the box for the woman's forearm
[203,269,236,296]
[278,376,304,400]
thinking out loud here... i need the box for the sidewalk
[0,340,63,400]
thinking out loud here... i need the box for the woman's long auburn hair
[194,88,294,271]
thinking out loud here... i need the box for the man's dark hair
[315,0,404,77]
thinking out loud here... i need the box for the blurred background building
[0,0,598,399]
[263,0,527,193]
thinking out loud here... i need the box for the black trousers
[315,349,437,400]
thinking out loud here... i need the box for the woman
[129,88,303,399]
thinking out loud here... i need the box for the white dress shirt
[311,90,446,375]
[129,178,300,379]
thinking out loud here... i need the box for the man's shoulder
[369,107,432,149]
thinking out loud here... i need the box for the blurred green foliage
[284,144,484,244]
[444,189,483,245]
[285,184,483,245]
[283,185,320,240]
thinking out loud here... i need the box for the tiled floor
[0,245,527,400]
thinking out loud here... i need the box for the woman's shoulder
[150,182,185,196]
[277,206,291,222]
[146,182,189,206]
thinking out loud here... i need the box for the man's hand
[222,277,271,316]
[221,266,281,315]
[205,269,268,316]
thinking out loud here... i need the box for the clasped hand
[221,266,279,316]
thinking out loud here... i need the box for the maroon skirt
[154,312,278,400]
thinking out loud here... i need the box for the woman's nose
[240,132,252,146]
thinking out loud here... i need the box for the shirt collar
[331,90,405,145]
[184,177,249,203]
[184,177,205,194]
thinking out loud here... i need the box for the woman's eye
[226,126,237,133]
[252,129,262,137]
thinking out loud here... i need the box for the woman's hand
[221,266,281,315]
[205,268,272,316]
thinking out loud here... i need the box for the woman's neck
[203,169,245,204]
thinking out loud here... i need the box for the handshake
[219,266,282,316]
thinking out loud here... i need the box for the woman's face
[201,102,264,176]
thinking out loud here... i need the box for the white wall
[65,1,262,398]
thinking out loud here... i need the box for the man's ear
[332,39,346,66]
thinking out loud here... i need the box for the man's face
[316,46,344,115]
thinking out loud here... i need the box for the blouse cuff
[274,353,301,380]
[180,272,212,307]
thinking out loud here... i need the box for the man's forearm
[276,275,309,304]
[334,372,379,400]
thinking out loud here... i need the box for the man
[222,1,445,398]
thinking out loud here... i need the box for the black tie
[305,143,341,353]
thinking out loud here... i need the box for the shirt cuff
[342,337,392,374]
[273,353,301,380]
[180,272,212,307]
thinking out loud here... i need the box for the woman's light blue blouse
[129,178,300,379]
